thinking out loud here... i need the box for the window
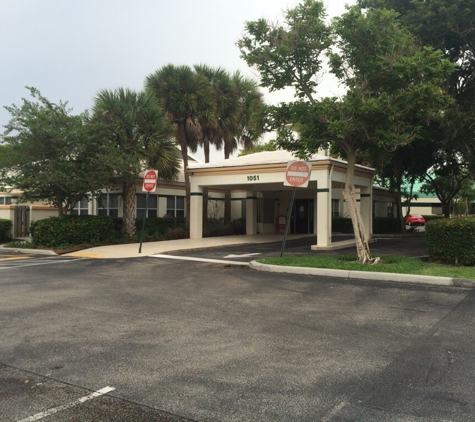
[332,199,340,217]
[0,197,12,205]
[98,193,119,218]
[387,202,395,218]
[71,197,89,215]
[166,196,185,218]
[136,194,157,218]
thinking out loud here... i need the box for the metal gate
[14,206,30,237]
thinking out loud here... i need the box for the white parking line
[150,254,249,266]
[0,258,87,270]
[17,386,115,422]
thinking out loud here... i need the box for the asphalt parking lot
[157,234,429,262]
[2,245,475,421]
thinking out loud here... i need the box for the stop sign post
[139,169,158,253]
[281,161,312,257]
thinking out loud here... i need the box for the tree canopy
[0,87,113,216]
[93,88,180,238]
[239,1,453,262]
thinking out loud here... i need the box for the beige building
[188,150,375,249]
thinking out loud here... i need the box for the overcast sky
[1,0,355,161]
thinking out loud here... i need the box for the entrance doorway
[292,199,314,234]
[14,206,30,237]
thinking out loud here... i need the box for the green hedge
[32,215,120,247]
[130,217,187,240]
[426,217,475,266]
[0,219,12,242]
[332,217,354,233]
[422,215,444,222]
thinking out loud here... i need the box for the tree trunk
[342,153,373,263]
[177,124,190,233]
[395,176,405,232]
[223,133,232,225]
[122,179,137,238]
[57,198,64,217]
[202,139,210,226]
[442,201,450,218]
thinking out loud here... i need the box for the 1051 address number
[247,175,260,181]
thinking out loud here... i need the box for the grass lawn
[259,254,475,280]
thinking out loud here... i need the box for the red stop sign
[284,161,312,188]
[142,170,158,192]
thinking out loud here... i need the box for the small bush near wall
[373,217,402,234]
[203,218,245,237]
[332,217,353,233]
[203,218,234,237]
[33,216,119,247]
[0,219,12,242]
[132,217,187,240]
[232,218,246,235]
[423,215,444,222]
[426,217,475,265]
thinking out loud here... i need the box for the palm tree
[145,64,215,230]
[194,65,241,224]
[93,88,180,238]
[232,72,266,154]
[223,72,266,223]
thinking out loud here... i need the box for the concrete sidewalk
[64,234,314,259]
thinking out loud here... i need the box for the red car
[405,214,426,226]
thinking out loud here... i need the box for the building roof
[188,150,374,171]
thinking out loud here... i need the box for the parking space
[2,253,474,421]
[1,364,190,422]
[0,251,84,270]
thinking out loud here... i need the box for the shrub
[423,214,444,222]
[0,219,12,242]
[232,218,246,235]
[163,227,188,240]
[373,217,402,234]
[133,217,186,238]
[32,215,119,247]
[426,217,475,265]
[203,218,245,237]
[332,217,353,233]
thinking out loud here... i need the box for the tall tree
[239,1,453,263]
[359,0,475,179]
[145,65,215,230]
[93,88,180,238]
[0,87,112,216]
[194,65,239,224]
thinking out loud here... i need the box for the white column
[189,186,203,239]
[315,169,332,247]
[246,192,257,235]
[360,186,372,239]
[317,189,332,247]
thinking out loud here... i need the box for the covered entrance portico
[187,151,375,249]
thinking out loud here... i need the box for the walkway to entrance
[65,234,320,259]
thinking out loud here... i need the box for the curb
[249,261,475,288]
[1,245,57,256]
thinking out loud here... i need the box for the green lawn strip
[259,254,475,280]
